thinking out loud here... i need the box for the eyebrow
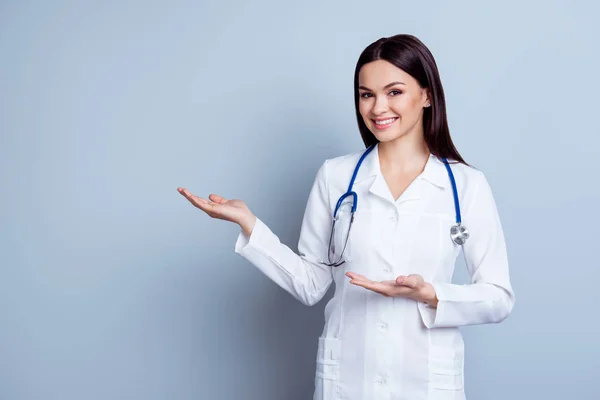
[358,81,406,91]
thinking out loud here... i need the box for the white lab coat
[234,144,515,400]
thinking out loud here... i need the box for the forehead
[358,60,416,88]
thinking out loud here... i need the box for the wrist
[239,214,257,237]
[421,283,439,308]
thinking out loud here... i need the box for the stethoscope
[321,144,469,267]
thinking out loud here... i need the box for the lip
[371,117,398,130]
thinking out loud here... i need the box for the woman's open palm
[177,188,251,225]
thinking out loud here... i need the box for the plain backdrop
[1,0,599,399]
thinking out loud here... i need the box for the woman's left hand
[345,272,438,307]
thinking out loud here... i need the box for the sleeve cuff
[234,217,266,255]
[417,282,450,329]
[235,229,250,254]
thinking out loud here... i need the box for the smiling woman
[178,34,515,400]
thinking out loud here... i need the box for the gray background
[1,0,598,399]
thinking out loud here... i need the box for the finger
[178,189,218,206]
[209,194,228,204]
[187,194,217,211]
[178,188,204,204]
[352,279,398,296]
[347,274,370,287]
[406,274,424,288]
[345,272,361,280]
[395,275,407,286]
[352,278,417,299]
[350,279,387,293]
[395,275,416,287]
[195,197,213,207]
[396,274,421,289]
[348,275,372,285]
[177,187,192,197]
[346,272,371,282]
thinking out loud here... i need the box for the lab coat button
[379,322,388,330]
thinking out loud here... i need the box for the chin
[371,129,406,143]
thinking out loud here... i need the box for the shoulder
[315,149,366,182]
[320,147,366,168]
[445,160,498,214]
[445,160,486,187]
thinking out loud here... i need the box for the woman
[178,34,515,400]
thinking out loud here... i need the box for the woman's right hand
[177,188,257,236]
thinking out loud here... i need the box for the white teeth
[375,118,396,125]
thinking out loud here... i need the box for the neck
[377,132,430,173]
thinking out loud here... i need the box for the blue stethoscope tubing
[333,144,469,246]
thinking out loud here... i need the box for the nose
[372,95,389,115]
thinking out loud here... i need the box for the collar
[353,143,450,189]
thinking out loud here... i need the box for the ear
[422,87,431,107]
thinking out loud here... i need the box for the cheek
[390,97,412,113]
[409,94,426,111]
[358,101,371,121]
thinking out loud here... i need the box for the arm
[418,170,515,328]
[234,161,334,306]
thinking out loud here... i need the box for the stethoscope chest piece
[450,224,469,245]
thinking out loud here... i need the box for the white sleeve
[418,170,515,328]
[234,160,334,306]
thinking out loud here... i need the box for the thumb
[396,275,419,288]
[209,194,228,204]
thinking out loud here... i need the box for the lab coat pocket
[314,337,341,400]
[429,346,464,391]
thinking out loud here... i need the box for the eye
[389,90,403,96]
[359,92,373,98]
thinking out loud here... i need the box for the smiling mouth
[372,117,398,128]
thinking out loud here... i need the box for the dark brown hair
[354,34,466,164]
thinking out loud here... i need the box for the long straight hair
[353,34,466,164]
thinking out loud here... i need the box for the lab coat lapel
[363,144,399,204]
[400,155,450,214]
[420,155,450,190]
[350,144,450,206]
[351,144,386,202]
[369,174,396,203]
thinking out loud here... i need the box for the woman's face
[358,60,430,143]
